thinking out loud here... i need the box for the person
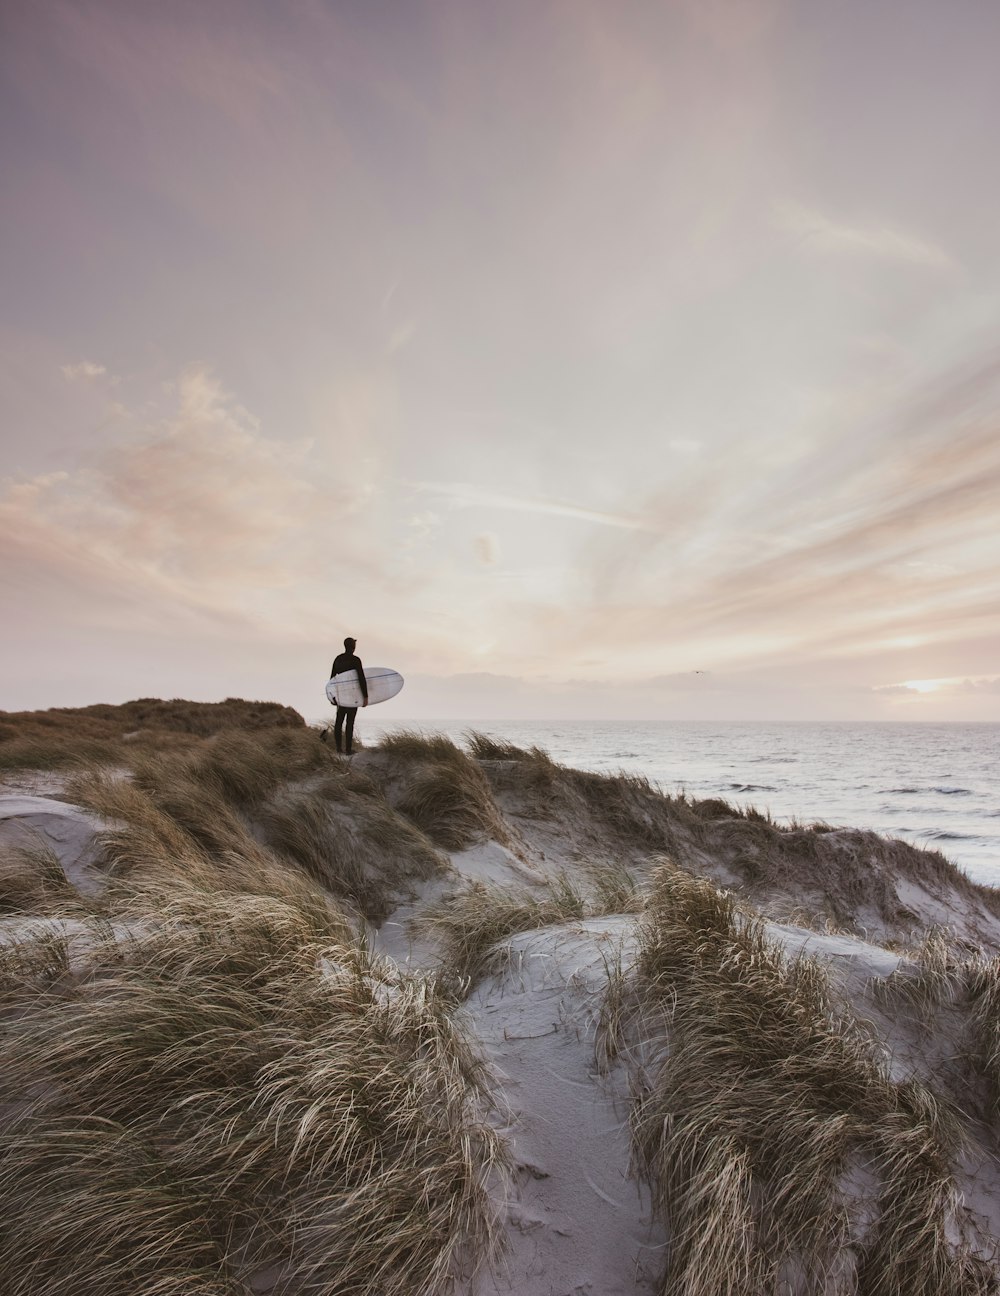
[327,636,368,754]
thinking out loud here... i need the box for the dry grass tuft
[464,732,551,764]
[422,859,642,994]
[565,769,675,849]
[879,936,1000,1121]
[138,725,335,811]
[0,843,88,916]
[0,1115,229,1296]
[397,762,508,850]
[873,928,971,1017]
[0,898,508,1296]
[66,768,350,937]
[420,875,588,988]
[966,955,1000,1116]
[379,729,473,768]
[583,859,643,913]
[376,731,510,850]
[258,776,444,921]
[623,859,991,1295]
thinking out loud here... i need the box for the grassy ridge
[620,862,994,1295]
[4,710,1000,1293]
[371,731,510,850]
[0,710,509,1295]
[0,899,506,1296]
[65,727,446,923]
[0,697,304,771]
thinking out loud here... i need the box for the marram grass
[618,860,994,1296]
[420,860,641,992]
[0,895,508,1296]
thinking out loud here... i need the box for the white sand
[463,917,664,1296]
[0,794,105,895]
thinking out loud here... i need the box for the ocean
[358,718,1000,889]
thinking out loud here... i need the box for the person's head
[344,637,356,652]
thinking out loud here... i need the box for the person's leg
[334,706,346,752]
[344,707,357,755]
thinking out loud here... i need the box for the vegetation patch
[66,728,446,924]
[0,698,304,773]
[0,844,90,917]
[259,776,444,922]
[375,731,509,850]
[420,875,588,988]
[618,860,993,1295]
[422,857,642,992]
[0,898,507,1296]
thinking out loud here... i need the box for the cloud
[519,347,1000,677]
[61,361,107,380]
[873,676,1000,696]
[774,202,956,271]
[668,437,702,456]
[0,366,386,635]
[474,532,500,566]
[411,481,651,531]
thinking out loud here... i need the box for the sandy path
[463,918,665,1296]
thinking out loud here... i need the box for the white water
[359,719,1000,888]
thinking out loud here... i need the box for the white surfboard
[325,667,404,709]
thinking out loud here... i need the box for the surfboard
[325,667,404,709]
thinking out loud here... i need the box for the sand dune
[1,703,999,1294]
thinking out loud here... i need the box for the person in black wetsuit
[328,637,368,754]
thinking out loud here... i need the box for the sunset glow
[3,1,999,720]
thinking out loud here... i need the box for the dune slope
[1,706,999,1295]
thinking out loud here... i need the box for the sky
[2,0,999,722]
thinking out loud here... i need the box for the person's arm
[356,657,369,706]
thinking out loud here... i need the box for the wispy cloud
[411,481,652,531]
[874,675,1000,696]
[520,348,1000,678]
[1,367,385,633]
[474,532,501,566]
[774,201,956,271]
[61,361,107,381]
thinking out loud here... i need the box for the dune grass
[464,731,552,765]
[68,726,446,924]
[376,730,510,850]
[421,858,643,992]
[66,768,356,945]
[258,776,444,921]
[0,698,304,773]
[467,734,687,851]
[622,860,992,1295]
[682,797,1000,933]
[420,875,588,988]
[0,843,89,916]
[0,896,507,1296]
[143,726,333,811]
[877,933,1000,1120]
[566,768,676,848]
[583,859,643,913]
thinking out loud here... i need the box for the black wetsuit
[329,651,368,754]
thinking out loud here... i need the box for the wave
[921,830,977,842]
[728,783,777,793]
[883,786,973,796]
